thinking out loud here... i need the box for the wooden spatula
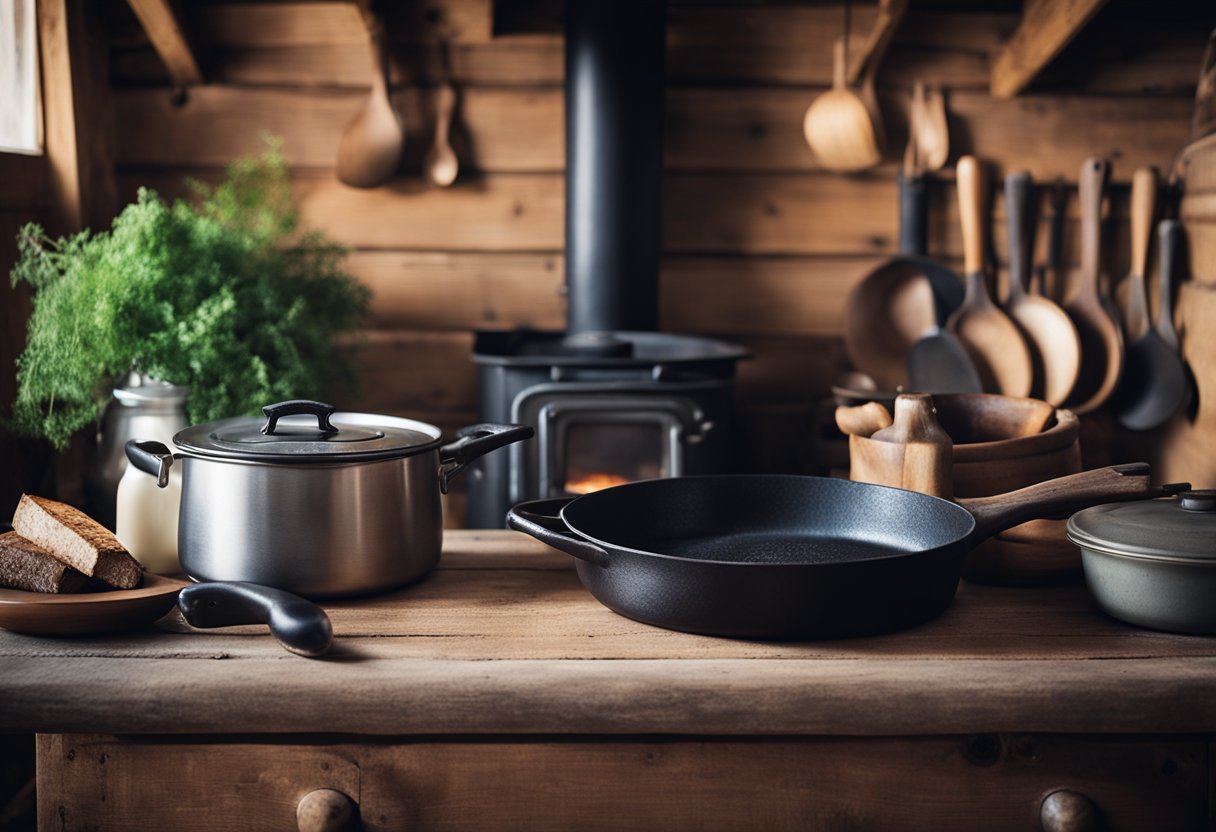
[947,156,1034,397]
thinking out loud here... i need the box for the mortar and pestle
[836,392,1083,584]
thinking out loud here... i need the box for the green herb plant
[8,141,371,449]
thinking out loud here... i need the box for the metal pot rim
[1067,491,1216,562]
[174,406,443,463]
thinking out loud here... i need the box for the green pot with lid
[1068,490,1216,634]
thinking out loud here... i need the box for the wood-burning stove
[467,332,745,528]
[466,0,747,527]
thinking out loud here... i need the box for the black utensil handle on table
[960,463,1190,544]
[507,499,610,566]
[439,423,534,493]
[178,582,334,658]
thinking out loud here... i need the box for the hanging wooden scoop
[804,38,882,173]
[946,156,1034,397]
[336,10,403,189]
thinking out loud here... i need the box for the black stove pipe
[564,0,666,337]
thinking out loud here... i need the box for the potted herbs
[8,142,370,452]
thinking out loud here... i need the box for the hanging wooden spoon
[1003,170,1081,406]
[1062,158,1125,414]
[424,82,459,187]
[803,38,882,173]
[1119,167,1158,341]
[946,156,1034,397]
[916,82,949,173]
[336,9,403,189]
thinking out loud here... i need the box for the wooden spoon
[804,38,882,173]
[336,11,403,189]
[1062,158,1125,414]
[946,156,1034,397]
[1003,170,1081,406]
[916,82,949,173]
[1120,167,1158,341]
[424,83,459,187]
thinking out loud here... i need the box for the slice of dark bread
[0,531,89,593]
[12,494,143,589]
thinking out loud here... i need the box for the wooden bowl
[848,394,1083,584]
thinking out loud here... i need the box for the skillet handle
[439,423,534,494]
[507,499,610,566]
[960,463,1190,544]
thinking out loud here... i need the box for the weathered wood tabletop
[2,530,1216,738]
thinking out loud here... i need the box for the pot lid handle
[1180,490,1216,513]
[261,400,338,436]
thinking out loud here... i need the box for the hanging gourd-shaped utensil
[803,1,882,174]
[336,7,403,189]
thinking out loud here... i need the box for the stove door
[511,386,716,502]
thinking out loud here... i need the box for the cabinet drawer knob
[1040,789,1099,832]
[297,788,357,832]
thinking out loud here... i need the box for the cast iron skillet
[508,464,1181,640]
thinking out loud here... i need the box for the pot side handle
[960,463,1190,544]
[438,423,534,493]
[178,581,334,659]
[507,499,610,566]
[125,439,175,488]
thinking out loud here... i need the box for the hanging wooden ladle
[336,7,403,189]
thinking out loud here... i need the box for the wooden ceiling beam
[990,0,1108,99]
[125,0,203,87]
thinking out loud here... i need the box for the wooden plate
[0,573,189,636]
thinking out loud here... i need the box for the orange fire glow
[564,472,632,495]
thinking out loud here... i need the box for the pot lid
[173,400,441,462]
[1067,490,1216,562]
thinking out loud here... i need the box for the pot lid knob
[1179,490,1216,513]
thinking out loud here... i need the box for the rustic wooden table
[2,530,1215,830]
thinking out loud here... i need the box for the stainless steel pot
[1068,489,1215,635]
[125,400,532,598]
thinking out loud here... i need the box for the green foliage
[8,142,370,449]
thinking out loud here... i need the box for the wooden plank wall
[98,0,1214,517]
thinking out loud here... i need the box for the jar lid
[173,400,441,462]
[1067,490,1216,563]
[113,373,189,405]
